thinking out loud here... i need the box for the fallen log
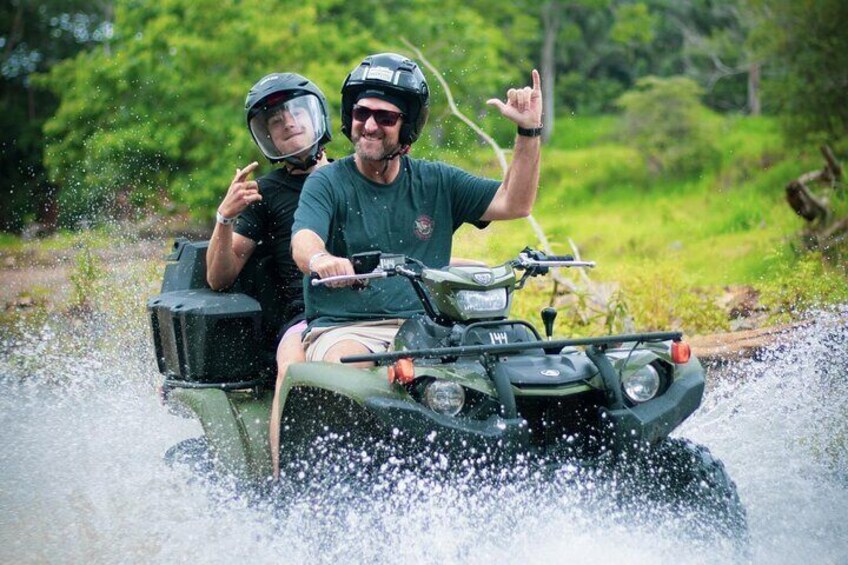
[785,145,846,249]
[688,322,808,365]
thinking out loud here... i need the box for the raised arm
[481,69,543,222]
[206,162,262,290]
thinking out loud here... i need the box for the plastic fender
[280,361,400,408]
[604,366,706,449]
[169,387,273,480]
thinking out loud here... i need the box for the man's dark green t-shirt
[292,155,500,325]
[235,167,306,319]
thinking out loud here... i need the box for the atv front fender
[363,397,530,449]
[602,359,705,449]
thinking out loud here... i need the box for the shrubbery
[616,76,721,177]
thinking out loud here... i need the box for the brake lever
[310,271,389,286]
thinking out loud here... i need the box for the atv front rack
[342,331,683,419]
[340,331,683,365]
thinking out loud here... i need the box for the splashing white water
[1,307,846,564]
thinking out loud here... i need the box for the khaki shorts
[303,319,405,362]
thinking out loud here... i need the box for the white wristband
[216,211,237,225]
[308,252,329,272]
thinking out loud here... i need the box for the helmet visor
[249,94,326,161]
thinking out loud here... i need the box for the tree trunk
[747,61,761,116]
[541,1,560,144]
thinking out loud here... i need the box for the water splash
[1,305,846,564]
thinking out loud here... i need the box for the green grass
[548,114,619,150]
[451,114,848,334]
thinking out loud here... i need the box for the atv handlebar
[516,253,596,269]
[309,248,596,287]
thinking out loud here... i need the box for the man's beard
[353,131,399,162]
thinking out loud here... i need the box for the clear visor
[249,94,325,161]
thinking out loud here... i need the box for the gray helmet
[244,73,332,168]
[341,53,429,145]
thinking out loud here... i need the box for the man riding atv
[291,52,545,365]
[204,72,333,480]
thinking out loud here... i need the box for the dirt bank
[1,239,168,309]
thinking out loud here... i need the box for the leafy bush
[69,237,106,312]
[759,252,848,323]
[616,76,721,177]
[617,263,729,335]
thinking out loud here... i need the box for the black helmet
[341,53,429,145]
[244,73,332,168]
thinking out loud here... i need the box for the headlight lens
[422,381,466,416]
[622,364,661,403]
[455,288,507,314]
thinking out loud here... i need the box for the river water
[1,303,846,564]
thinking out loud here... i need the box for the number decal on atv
[489,331,509,345]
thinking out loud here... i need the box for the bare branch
[400,37,508,173]
[399,38,625,328]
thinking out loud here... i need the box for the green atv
[149,239,745,536]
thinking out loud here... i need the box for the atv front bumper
[362,367,705,454]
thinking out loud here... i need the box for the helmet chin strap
[378,144,409,175]
[283,146,324,172]
[381,143,410,162]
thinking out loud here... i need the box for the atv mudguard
[168,362,417,480]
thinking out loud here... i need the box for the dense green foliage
[32,0,530,226]
[0,0,842,229]
[747,0,848,143]
[0,0,110,231]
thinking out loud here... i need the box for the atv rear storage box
[148,238,285,386]
[149,290,262,383]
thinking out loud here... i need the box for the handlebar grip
[546,254,574,262]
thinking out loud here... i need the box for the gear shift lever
[541,307,557,340]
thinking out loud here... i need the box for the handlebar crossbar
[521,259,596,268]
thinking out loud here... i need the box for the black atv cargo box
[149,290,262,382]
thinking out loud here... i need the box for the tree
[0,0,111,232]
[36,0,533,226]
[659,0,758,113]
[746,0,848,144]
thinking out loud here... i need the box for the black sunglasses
[352,105,404,127]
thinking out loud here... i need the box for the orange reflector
[672,341,691,364]
[388,358,415,385]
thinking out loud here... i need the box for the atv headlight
[621,364,661,403]
[455,288,507,314]
[422,381,465,417]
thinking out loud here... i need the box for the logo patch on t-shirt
[414,215,434,240]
